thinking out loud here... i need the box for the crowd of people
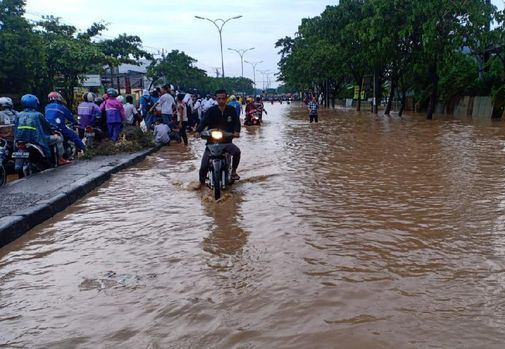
[0,85,275,164]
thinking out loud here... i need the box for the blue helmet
[21,94,40,110]
[106,88,118,98]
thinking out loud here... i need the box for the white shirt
[192,100,202,118]
[154,123,170,144]
[124,103,137,124]
[158,93,175,115]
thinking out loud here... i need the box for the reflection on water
[2,104,505,348]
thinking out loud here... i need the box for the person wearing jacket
[227,95,242,118]
[77,92,101,138]
[15,94,69,165]
[0,97,19,126]
[45,92,86,152]
[100,88,125,141]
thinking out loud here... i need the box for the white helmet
[116,95,125,104]
[83,92,96,103]
[0,97,13,108]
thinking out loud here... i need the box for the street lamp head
[232,15,243,19]
[195,15,205,19]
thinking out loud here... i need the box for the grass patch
[82,126,155,160]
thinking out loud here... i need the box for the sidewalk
[0,147,159,248]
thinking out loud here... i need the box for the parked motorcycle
[201,129,235,200]
[83,126,104,148]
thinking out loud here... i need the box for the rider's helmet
[95,96,104,105]
[229,95,236,101]
[83,92,96,103]
[116,95,125,104]
[48,91,64,102]
[106,88,119,98]
[21,94,40,110]
[0,97,13,109]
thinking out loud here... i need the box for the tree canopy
[277,0,505,118]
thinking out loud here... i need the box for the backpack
[145,96,154,112]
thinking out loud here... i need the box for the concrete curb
[0,146,160,248]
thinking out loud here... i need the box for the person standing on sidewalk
[308,95,319,123]
[157,84,175,125]
[100,89,125,142]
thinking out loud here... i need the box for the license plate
[84,132,95,137]
[12,151,29,159]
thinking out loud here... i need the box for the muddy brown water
[2,103,505,348]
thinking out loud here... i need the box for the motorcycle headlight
[211,130,223,140]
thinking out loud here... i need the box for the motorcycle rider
[77,92,101,139]
[227,95,241,118]
[15,94,69,165]
[253,96,267,121]
[45,92,86,152]
[0,97,19,126]
[244,97,256,125]
[195,89,241,190]
[100,88,125,141]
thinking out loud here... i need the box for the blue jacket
[15,109,53,158]
[228,100,241,117]
[45,101,75,129]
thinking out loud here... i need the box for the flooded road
[3,103,505,348]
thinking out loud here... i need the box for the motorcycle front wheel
[212,166,222,200]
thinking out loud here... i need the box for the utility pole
[195,15,243,79]
[227,47,255,77]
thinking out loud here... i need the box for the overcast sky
[25,0,504,87]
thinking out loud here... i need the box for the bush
[82,126,155,160]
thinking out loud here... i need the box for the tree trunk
[384,76,397,115]
[426,63,438,120]
[399,88,407,117]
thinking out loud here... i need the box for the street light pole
[245,60,263,92]
[195,15,242,79]
[258,69,271,92]
[228,47,255,77]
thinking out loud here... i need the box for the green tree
[98,34,153,90]
[0,0,46,95]
[35,16,107,108]
[147,50,208,90]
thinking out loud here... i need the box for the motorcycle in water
[244,110,261,126]
[201,129,235,200]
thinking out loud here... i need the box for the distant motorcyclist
[253,96,267,121]
[45,92,86,152]
[15,94,69,165]
[100,88,125,141]
[77,92,101,138]
[195,89,241,189]
[244,97,256,125]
